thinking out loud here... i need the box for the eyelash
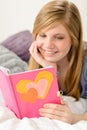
[39,34,46,38]
[55,37,64,40]
[39,34,64,40]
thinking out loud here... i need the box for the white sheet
[0,96,87,130]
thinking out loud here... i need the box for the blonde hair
[28,0,83,100]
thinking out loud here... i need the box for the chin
[44,57,57,63]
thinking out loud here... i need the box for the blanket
[0,96,87,130]
[0,45,27,73]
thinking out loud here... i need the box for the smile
[41,49,58,56]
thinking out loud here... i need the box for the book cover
[0,66,61,119]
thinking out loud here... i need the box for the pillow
[0,45,28,73]
[83,41,87,56]
[0,30,32,62]
[83,41,87,50]
[63,96,87,114]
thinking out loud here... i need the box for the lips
[41,49,58,57]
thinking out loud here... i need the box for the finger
[29,43,34,54]
[29,41,37,54]
[39,107,65,116]
[39,108,71,123]
[43,103,65,111]
[39,112,63,119]
[57,91,65,104]
[34,44,38,54]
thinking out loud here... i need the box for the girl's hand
[39,101,75,124]
[29,41,57,70]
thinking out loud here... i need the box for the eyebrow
[54,33,64,35]
[39,32,65,35]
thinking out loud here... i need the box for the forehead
[39,22,69,35]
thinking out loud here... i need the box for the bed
[0,30,87,130]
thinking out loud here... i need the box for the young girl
[28,0,87,124]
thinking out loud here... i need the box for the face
[36,23,71,63]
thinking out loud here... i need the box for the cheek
[36,37,43,46]
[65,44,71,52]
[59,42,71,52]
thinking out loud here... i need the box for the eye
[55,36,64,40]
[39,33,46,38]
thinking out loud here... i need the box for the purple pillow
[0,30,32,62]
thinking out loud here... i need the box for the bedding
[0,96,87,130]
[0,30,32,62]
[0,45,28,73]
[0,31,87,129]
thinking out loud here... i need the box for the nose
[44,37,54,49]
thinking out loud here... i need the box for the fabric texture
[0,45,27,73]
[0,30,32,62]
[0,32,87,129]
[80,56,87,99]
[0,96,87,130]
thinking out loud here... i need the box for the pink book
[0,66,61,119]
